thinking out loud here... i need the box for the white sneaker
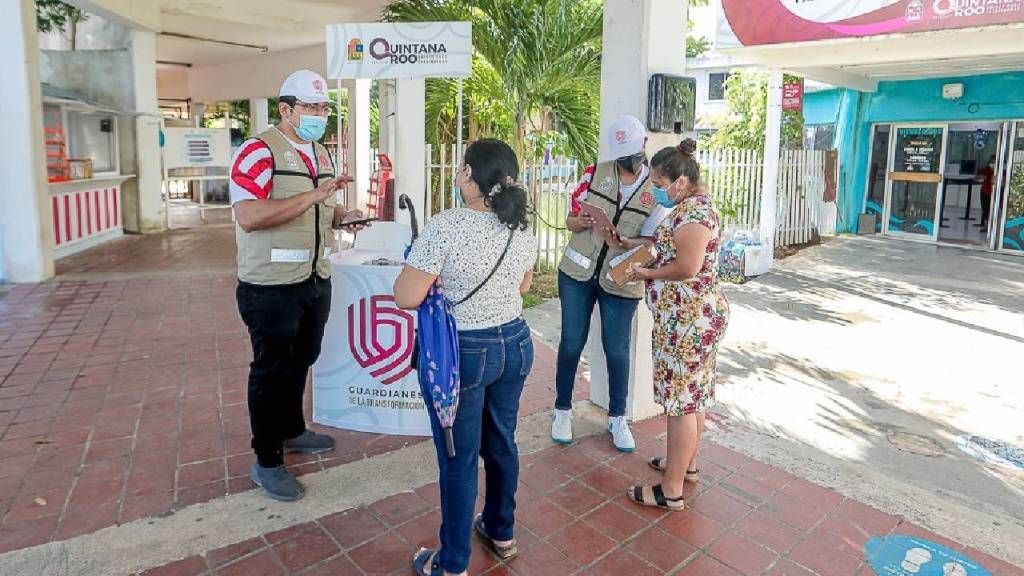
[608,416,636,452]
[551,409,573,445]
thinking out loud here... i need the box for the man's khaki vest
[235,128,336,285]
[558,161,655,299]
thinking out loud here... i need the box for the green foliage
[36,0,88,49]
[1007,165,1024,221]
[525,130,569,159]
[36,0,83,33]
[686,0,710,58]
[384,0,603,164]
[705,69,804,151]
[686,34,710,58]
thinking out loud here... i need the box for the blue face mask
[652,185,676,208]
[289,110,327,141]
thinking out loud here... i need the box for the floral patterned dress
[645,194,730,416]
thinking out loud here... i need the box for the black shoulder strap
[454,229,515,307]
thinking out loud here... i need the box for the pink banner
[722,0,1024,46]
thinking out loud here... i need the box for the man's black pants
[237,276,331,468]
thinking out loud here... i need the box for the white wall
[1,0,55,282]
[157,69,191,101]
[39,49,134,110]
[63,0,159,31]
[688,57,761,129]
[187,44,327,103]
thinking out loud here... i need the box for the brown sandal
[647,457,700,483]
[628,483,686,511]
[474,514,517,559]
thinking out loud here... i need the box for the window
[708,72,731,101]
[803,124,835,151]
[66,111,118,174]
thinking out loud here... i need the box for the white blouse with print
[405,208,538,331]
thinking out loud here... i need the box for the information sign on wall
[895,127,942,173]
[161,127,232,170]
[783,81,804,111]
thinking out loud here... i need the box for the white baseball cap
[606,115,647,159]
[279,69,331,104]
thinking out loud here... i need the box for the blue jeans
[420,318,534,575]
[555,272,639,417]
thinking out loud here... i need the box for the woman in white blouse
[394,139,538,576]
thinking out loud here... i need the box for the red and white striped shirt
[229,134,316,205]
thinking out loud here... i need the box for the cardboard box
[608,245,655,285]
[858,213,878,235]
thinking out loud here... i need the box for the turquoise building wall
[803,71,1024,232]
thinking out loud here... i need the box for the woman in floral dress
[623,138,730,511]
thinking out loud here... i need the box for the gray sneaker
[250,464,305,501]
[282,429,336,454]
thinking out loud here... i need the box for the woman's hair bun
[677,138,698,156]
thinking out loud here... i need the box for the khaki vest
[235,128,337,285]
[558,161,655,299]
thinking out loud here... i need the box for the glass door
[998,121,1024,252]
[864,125,891,232]
[884,125,946,241]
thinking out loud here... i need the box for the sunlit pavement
[1,227,1022,575]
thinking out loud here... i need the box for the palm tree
[383,0,603,163]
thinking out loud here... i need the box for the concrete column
[342,79,372,210]
[128,28,163,233]
[598,0,688,159]
[190,102,206,126]
[391,79,425,227]
[250,98,269,135]
[759,69,784,259]
[834,89,869,234]
[589,0,688,421]
[377,80,396,162]
[0,0,54,282]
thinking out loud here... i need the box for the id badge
[270,248,310,263]
[564,246,592,270]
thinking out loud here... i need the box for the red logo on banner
[347,296,414,385]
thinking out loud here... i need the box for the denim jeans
[236,276,331,467]
[420,318,534,575]
[554,272,639,417]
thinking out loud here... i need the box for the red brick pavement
[136,428,1024,576]
[0,262,587,555]
[3,227,1022,575]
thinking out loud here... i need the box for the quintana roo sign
[313,264,430,436]
[326,22,472,80]
[718,0,1024,47]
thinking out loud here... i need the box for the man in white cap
[230,69,366,501]
[551,115,669,452]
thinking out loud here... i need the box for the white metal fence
[418,145,836,268]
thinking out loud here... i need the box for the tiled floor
[4,225,1023,576]
[137,430,1024,576]
[0,224,586,554]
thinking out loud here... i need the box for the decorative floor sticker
[865,535,991,576]
[955,435,1024,470]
